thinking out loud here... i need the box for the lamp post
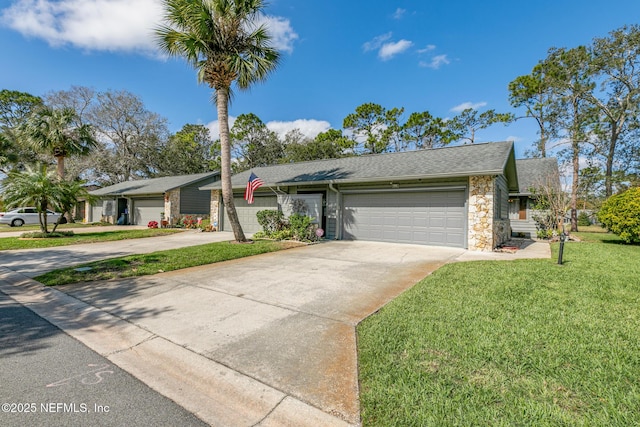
[558,229,567,265]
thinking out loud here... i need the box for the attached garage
[342,189,467,247]
[132,198,164,226]
[222,195,278,233]
[202,141,522,251]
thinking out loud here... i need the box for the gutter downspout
[328,182,342,240]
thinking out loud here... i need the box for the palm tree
[2,165,64,233]
[23,106,96,180]
[156,0,280,242]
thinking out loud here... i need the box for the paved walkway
[0,236,551,426]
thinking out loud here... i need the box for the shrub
[289,213,318,242]
[147,220,158,229]
[256,210,286,234]
[598,187,640,243]
[577,211,591,227]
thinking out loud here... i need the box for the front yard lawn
[0,229,183,250]
[36,240,296,286]
[358,232,640,426]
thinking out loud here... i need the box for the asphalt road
[0,291,208,427]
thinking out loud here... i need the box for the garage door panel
[343,190,466,247]
[133,198,164,226]
[223,196,278,233]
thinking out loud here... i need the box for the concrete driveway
[0,235,550,425]
[0,239,467,426]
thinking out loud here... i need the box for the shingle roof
[200,141,518,191]
[91,172,220,197]
[513,158,560,195]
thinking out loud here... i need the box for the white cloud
[206,117,330,141]
[206,116,238,141]
[1,1,297,54]
[379,39,413,61]
[417,44,436,54]
[257,14,298,54]
[392,8,406,20]
[1,0,163,53]
[450,101,488,112]
[266,119,331,139]
[419,54,450,69]
[362,32,392,52]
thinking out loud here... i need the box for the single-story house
[509,158,560,238]
[201,141,521,251]
[88,172,220,225]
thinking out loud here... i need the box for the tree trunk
[217,88,246,242]
[604,130,617,197]
[570,139,579,232]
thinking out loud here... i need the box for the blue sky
[2,0,640,159]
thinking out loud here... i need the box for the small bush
[256,210,286,234]
[577,211,591,227]
[598,187,640,243]
[289,213,319,242]
[148,221,158,229]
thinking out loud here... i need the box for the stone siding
[164,189,180,225]
[468,175,495,251]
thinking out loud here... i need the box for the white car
[0,207,65,227]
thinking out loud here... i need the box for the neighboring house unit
[201,141,520,251]
[509,157,560,238]
[89,172,220,225]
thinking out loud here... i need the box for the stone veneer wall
[210,190,220,230]
[468,175,495,251]
[164,188,180,225]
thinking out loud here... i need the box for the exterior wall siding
[493,175,511,247]
[468,175,494,251]
[180,182,211,214]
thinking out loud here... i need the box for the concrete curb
[0,267,356,427]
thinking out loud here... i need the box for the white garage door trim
[342,188,467,248]
[222,195,278,233]
[132,198,164,226]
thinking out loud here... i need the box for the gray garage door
[222,195,278,233]
[133,198,164,226]
[342,189,466,247]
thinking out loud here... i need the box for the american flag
[244,172,264,204]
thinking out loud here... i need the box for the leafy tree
[381,107,405,152]
[156,0,280,243]
[230,113,283,169]
[544,46,596,232]
[22,106,96,179]
[598,187,640,243]
[2,165,64,233]
[89,90,169,184]
[50,179,94,232]
[157,124,218,175]
[401,111,456,150]
[587,25,640,197]
[343,103,390,154]
[508,64,558,157]
[0,89,43,171]
[284,128,353,162]
[447,108,515,144]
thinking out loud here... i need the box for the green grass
[35,240,294,286]
[358,236,640,426]
[0,229,183,250]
